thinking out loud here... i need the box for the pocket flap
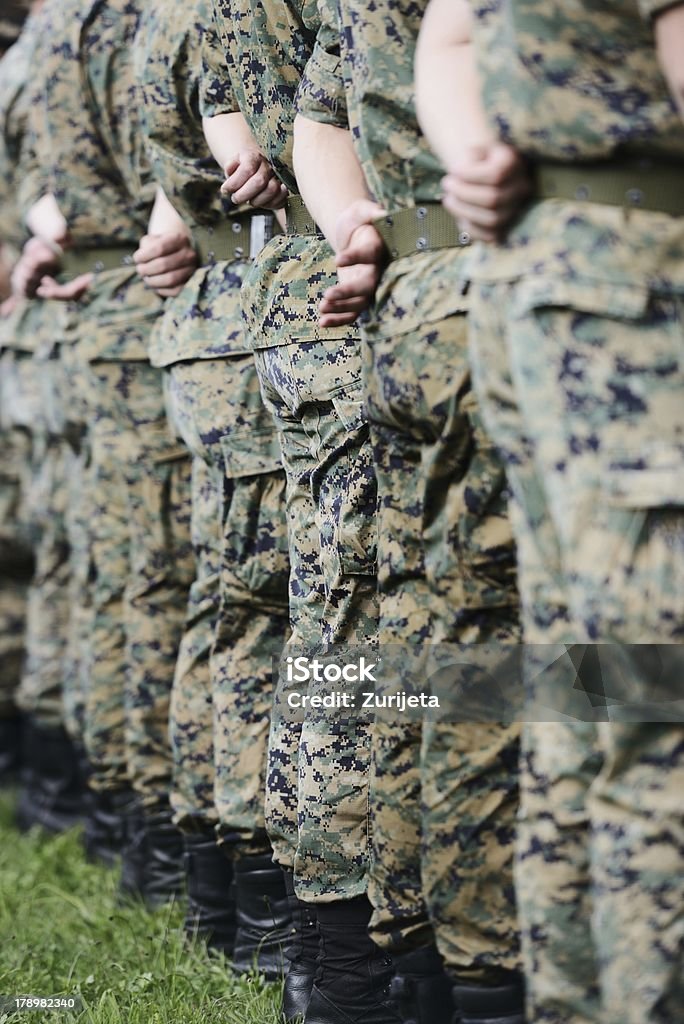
[220,428,283,479]
[512,275,650,320]
[604,443,684,508]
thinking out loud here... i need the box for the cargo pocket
[570,443,684,643]
[508,276,684,641]
[330,387,378,578]
[219,429,289,602]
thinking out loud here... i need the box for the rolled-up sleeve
[295,0,347,126]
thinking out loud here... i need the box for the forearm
[654,3,684,122]
[293,115,371,249]
[147,186,190,237]
[202,111,259,172]
[24,193,68,246]
[415,0,495,170]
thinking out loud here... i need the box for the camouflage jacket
[209,0,322,193]
[30,0,164,360]
[297,0,445,211]
[470,0,684,163]
[208,0,359,349]
[465,0,684,297]
[34,0,155,248]
[0,9,44,251]
[137,0,250,365]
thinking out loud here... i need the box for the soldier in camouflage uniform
[16,0,195,897]
[417,1,684,1022]
[133,0,291,971]
[0,9,30,779]
[293,3,522,1021]
[0,2,86,828]
[0,3,28,788]
[205,2,379,1019]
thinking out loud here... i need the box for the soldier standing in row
[293,1,523,1020]
[132,0,292,969]
[416,1,684,1022]
[15,0,194,900]
[203,2,381,1019]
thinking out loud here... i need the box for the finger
[36,273,92,300]
[319,310,360,328]
[245,179,287,209]
[137,251,197,278]
[134,234,192,262]
[153,286,184,298]
[229,169,275,205]
[320,292,370,314]
[142,267,196,290]
[442,176,529,213]
[440,194,520,232]
[450,151,524,188]
[222,153,261,193]
[336,246,383,269]
[441,196,499,241]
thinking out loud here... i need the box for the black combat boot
[139,805,185,908]
[232,852,292,979]
[304,895,403,1024]
[0,714,22,785]
[389,944,455,1024]
[83,785,136,867]
[452,972,526,1024]
[15,720,86,833]
[282,869,319,1022]
[183,827,237,955]
[118,801,184,908]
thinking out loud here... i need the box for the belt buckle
[249,214,273,258]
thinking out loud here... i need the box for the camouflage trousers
[0,420,33,719]
[0,344,70,730]
[164,356,290,857]
[361,251,521,979]
[60,346,92,743]
[61,351,194,807]
[253,337,378,902]
[16,434,71,729]
[469,274,684,1022]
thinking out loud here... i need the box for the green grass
[0,793,283,1023]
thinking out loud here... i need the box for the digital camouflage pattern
[136,0,237,230]
[470,0,684,163]
[210,0,378,900]
[60,355,194,806]
[136,0,251,365]
[165,357,290,854]
[0,343,34,719]
[33,0,155,248]
[364,257,521,976]
[0,299,71,732]
[298,0,445,210]
[516,720,684,1024]
[297,0,522,968]
[255,338,377,899]
[137,0,290,854]
[466,2,684,1010]
[208,0,319,193]
[31,0,190,806]
[0,7,42,250]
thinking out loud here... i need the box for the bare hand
[36,273,93,301]
[320,199,389,327]
[441,143,531,241]
[11,237,61,297]
[220,150,288,209]
[134,232,198,297]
